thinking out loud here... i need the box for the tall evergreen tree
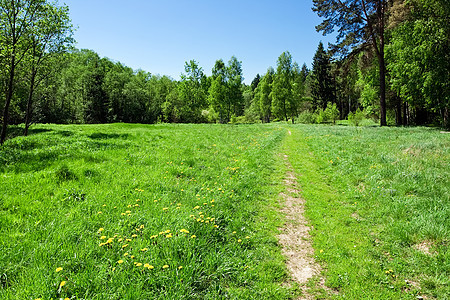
[311,42,334,110]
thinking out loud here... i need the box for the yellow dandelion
[232,231,236,234]
[131,234,138,238]
[141,248,148,252]
[135,263,142,267]
[55,267,63,272]
[100,236,107,240]
[125,210,131,214]
[214,225,218,228]
[180,229,189,233]
[126,238,132,242]
[99,242,106,247]
[130,255,135,259]
[121,213,126,216]
[98,228,104,232]
[145,264,154,269]
[191,235,196,239]
[166,234,173,238]
[237,239,242,243]
[162,265,169,269]
[122,244,129,248]
[178,266,183,269]
[163,207,169,211]
[193,206,200,209]
[135,204,139,207]
[59,280,67,287]
[112,267,116,271]
[140,225,145,229]
[97,211,102,214]
[123,252,129,256]
[245,236,250,239]
[320,249,324,253]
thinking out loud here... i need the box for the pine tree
[311,42,334,110]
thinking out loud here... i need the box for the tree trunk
[395,95,402,126]
[1,57,16,144]
[24,70,37,136]
[378,54,387,126]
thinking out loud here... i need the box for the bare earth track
[278,129,328,299]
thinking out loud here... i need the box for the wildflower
[191,235,196,239]
[141,248,148,251]
[59,281,67,287]
[99,243,106,247]
[132,234,138,238]
[166,234,173,238]
[100,236,107,240]
[232,231,236,234]
[150,235,158,239]
[162,265,169,269]
[193,206,200,209]
[122,244,129,248]
[178,266,183,269]
[124,252,128,256]
[112,267,116,271]
[237,239,242,243]
[320,249,324,253]
[117,260,124,264]
[180,229,189,233]
[55,267,63,272]
[98,228,104,232]
[245,236,250,239]
[130,255,135,259]
[125,210,131,214]
[144,264,154,269]
[140,225,145,229]
[163,207,169,211]
[135,263,142,267]
[98,211,102,214]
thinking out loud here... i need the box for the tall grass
[0,123,291,299]
[284,125,449,299]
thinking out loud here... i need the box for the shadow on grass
[5,126,53,140]
[88,132,130,139]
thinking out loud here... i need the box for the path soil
[278,153,324,299]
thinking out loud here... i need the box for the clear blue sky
[62,0,335,84]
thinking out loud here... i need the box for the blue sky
[62,0,335,84]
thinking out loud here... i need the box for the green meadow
[0,123,448,299]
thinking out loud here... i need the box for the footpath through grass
[1,123,448,299]
[0,123,292,299]
[283,125,449,299]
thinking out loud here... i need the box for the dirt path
[278,153,323,299]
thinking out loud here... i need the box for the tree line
[1,0,449,144]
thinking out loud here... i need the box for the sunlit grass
[284,124,449,299]
[0,123,291,299]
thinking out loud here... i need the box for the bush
[296,110,315,124]
[348,109,365,126]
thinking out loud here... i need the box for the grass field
[0,123,448,299]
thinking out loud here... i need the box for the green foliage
[295,110,316,124]
[387,0,450,128]
[256,67,274,123]
[347,108,365,126]
[310,42,334,110]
